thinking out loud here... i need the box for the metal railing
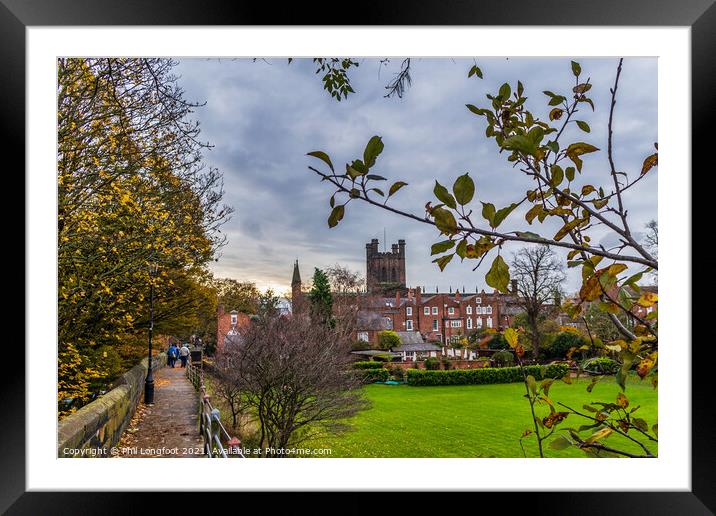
[186,358,244,458]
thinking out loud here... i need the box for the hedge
[354,368,390,384]
[581,357,620,375]
[352,361,384,370]
[406,364,568,386]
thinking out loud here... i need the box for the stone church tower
[291,260,304,313]
[366,239,406,294]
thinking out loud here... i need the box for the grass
[307,375,658,458]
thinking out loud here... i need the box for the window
[476,317,483,328]
[432,306,438,315]
[476,306,482,315]
[406,306,413,316]
[466,305,472,315]
[448,307,455,315]
[230,312,238,325]
[467,318,473,329]
[384,317,393,330]
[406,320,413,331]
[486,306,493,314]
[424,306,430,315]
[476,297,482,304]
[451,320,462,328]
[487,317,493,328]
[357,332,369,342]
[432,319,438,331]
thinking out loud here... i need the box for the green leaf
[481,202,496,226]
[549,95,566,106]
[565,166,576,182]
[434,181,457,209]
[370,188,384,197]
[327,205,345,228]
[363,136,384,168]
[549,435,571,450]
[453,173,475,206]
[466,104,486,116]
[468,65,483,79]
[433,253,454,271]
[366,174,387,181]
[551,165,564,187]
[485,255,510,293]
[571,60,581,77]
[498,82,511,100]
[576,120,591,133]
[432,207,458,235]
[388,181,408,197]
[455,239,468,259]
[493,204,517,228]
[431,240,456,255]
[527,375,537,396]
[307,151,334,172]
[502,135,538,156]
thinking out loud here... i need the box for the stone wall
[57,353,166,457]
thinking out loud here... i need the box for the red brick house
[216,304,251,354]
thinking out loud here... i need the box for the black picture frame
[5,0,713,513]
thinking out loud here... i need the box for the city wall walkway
[113,365,203,458]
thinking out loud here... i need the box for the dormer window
[230,311,238,325]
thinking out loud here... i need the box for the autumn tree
[57,58,232,415]
[307,58,658,457]
[510,246,565,359]
[214,278,260,314]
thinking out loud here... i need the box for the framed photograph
[8,0,713,512]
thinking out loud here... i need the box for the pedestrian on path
[179,343,190,368]
[168,343,179,368]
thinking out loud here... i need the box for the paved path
[114,366,204,458]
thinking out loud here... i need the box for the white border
[27,27,690,491]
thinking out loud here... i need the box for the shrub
[441,358,452,370]
[424,357,440,370]
[406,364,568,387]
[488,332,509,350]
[548,331,586,359]
[355,368,390,384]
[352,360,382,370]
[581,356,619,375]
[387,366,406,382]
[492,350,515,367]
[373,353,396,362]
[377,330,401,350]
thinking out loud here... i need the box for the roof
[393,342,442,352]
[292,260,301,285]
[395,331,425,345]
[350,350,401,357]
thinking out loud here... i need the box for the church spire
[292,260,301,286]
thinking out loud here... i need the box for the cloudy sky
[175,57,657,295]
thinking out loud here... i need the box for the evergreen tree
[308,268,334,326]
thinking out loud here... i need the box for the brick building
[292,239,521,348]
[216,304,251,354]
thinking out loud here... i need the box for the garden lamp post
[144,262,159,404]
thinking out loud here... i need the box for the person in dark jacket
[167,343,179,368]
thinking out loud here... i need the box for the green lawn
[308,375,658,458]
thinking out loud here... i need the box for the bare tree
[223,314,369,457]
[510,246,566,360]
[644,220,658,284]
[325,264,365,294]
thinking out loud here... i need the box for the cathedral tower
[366,239,406,294]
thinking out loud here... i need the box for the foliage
[377,330,402,351]
[355,368,391,384]
[406,364,567,386]
[550,331,587,360]
[215,278,260,314]
[492,350,516,368]
[307,268,334,327]
[424,357,441,370]
[581,357,620,375]
[372,353,397,362]
[352,361,383,370]
[57,58,231,415]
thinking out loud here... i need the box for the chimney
[416,286,422,307]
[511,279,518,294]
[395,290,401,307]
[407,288,414,301]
